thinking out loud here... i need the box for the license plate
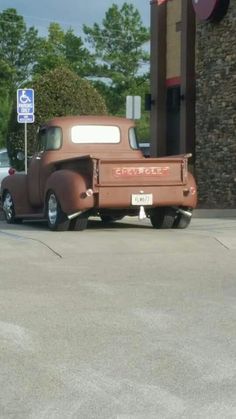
[131,193,153,206]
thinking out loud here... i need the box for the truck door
[27,129,47,207]
[27,127,62,207]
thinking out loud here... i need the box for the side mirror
[16,151,25,161]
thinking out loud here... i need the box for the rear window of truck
[71,125,120,144]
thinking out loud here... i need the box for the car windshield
[0,151,10,168]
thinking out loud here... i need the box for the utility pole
[180,0,196,159]
[150,0,167,157]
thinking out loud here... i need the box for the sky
[0,0,150,37]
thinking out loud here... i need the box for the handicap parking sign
[17,89,34,115]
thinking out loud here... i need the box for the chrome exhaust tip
[67,211,83,220]
[178,208,192,219]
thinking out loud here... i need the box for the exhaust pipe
[177,208,192,219]
[67,211,83,220]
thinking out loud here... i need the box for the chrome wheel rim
[3,192,13,221]
[48,194,58,225]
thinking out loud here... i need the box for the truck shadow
[87,218,150,230]
[0,217,151,232]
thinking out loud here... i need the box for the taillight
[190,186,196,195]
[85,189,94,197]
[8,168,16,175]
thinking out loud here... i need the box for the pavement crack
[27,237,63,258]
[0,230,62,258]
[214,237,229,250]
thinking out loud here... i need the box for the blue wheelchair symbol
[19,90,31,104]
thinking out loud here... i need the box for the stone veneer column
[195,1,236,208]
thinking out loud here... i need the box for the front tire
[2,191,20,224]
[46,191,70,231]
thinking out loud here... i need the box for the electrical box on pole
[126,96,141,120]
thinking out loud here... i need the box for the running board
[15,213,45,220]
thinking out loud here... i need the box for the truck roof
[44,115,135,129]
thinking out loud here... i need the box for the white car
[139,142,150,157]
[0,148,11,191]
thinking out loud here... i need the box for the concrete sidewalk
[0,216,236,418]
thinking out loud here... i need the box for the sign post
[17,89,35,174]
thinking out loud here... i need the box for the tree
[7,66,107,166]
[32,23,68,74]
[0,8,43,146]
[33,24,94,77]
[0,8,43,89]
[83,3,150,115]
[0,60,13,147]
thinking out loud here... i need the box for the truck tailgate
[97,157,187,186]
[96,157,189,208]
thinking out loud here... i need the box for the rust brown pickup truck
[1,115,197,231]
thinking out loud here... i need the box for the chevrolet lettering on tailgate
[112,166,170,178]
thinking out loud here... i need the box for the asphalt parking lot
[0,213,236,419]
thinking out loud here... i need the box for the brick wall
[195,2,236,208]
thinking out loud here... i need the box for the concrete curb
[193,209,236,218]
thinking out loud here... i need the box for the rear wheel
[2,191,21,224]
[46,191,70,231]
[70,214,88,231]
[150,207,176,229]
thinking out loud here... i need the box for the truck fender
[1,174,32,215]
[183,171,197,208]
[44,169,95,215]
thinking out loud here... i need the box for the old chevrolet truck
[1,115,197,231]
